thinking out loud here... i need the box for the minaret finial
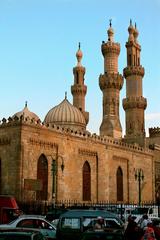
[107,19,114,42]
[25,101,27,107]
[65,91,67,99]
[109,19,112,28]
[76,43,83,66]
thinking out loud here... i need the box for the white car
[0,214,56,239]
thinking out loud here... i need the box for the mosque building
[0,21,160,204]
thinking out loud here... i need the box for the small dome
[76,42,83,66]
[107,20,114,42]
[44,97,86,130]
[12,102,40,121]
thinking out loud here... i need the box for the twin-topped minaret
[99,21,124,138]
[123,20,147,146]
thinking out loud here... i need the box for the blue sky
[0,0,159,136]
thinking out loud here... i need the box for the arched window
[36,155,48,201]
[83,161,91,201]
[116,167,123,201]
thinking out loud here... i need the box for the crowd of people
[124,214,160,240]
[93,214,160,240]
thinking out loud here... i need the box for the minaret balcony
[123,66,144,78]
[101,42,120,56]
[71,85,87,95]
[123,96,147,110]
[99,72,123,90]
[126,41,141,51]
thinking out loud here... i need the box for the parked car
[56,209,124,240]
[80,229,124,240]
[0,195,22,224]
[0,214,56,239]
[0,228,46,240]
[45,208,68,221]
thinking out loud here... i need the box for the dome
[12,102,40,121]
[44,97,86,130]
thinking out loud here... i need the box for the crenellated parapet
[123,96,147,110]
[0,115,153,155]
[0,115,42,128]
[99,72,123,90]
[123,66,144,78]
[101,42,120,55]
[149,127,160,138]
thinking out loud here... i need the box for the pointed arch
[36,154,48,201]
[116,166,123,201]
[82,161,91,201]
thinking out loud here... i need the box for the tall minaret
[99,21,124,138]
[123,21,147,146]
[71,43,89,124]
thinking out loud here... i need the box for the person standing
[142,221,156,240]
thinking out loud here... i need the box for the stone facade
[0,22,159,205]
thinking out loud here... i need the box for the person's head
[97,216,104,224]
[128,215,133,222]
[143,214,148,220]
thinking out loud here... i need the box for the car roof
[18,215,45,219]
[59,209,118,218]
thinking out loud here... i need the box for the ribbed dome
[13,102,40,121]
[44,98,86,130]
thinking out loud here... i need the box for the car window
[17,219,34,228]
[34,220,52,229]
[61,217,81,229]
[83,218,96,227]
[105,220,119,228]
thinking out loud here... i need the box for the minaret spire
[109,19,112,27]
[71,44,89,125]
[99,22,124,138]
[123,21,147,146]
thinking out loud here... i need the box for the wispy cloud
[146,113,160,121]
